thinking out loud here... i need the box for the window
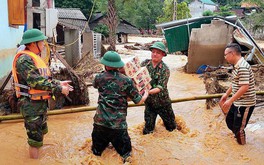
[8,0,25,25]
[33,13,41,29]
[32,0,40,7]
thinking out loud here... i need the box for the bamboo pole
[1,91,264,122]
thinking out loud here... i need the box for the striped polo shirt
[232,57,256,107]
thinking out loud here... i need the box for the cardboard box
[122,56,152,95]
[122,56,141,77]
[132,67,151,84]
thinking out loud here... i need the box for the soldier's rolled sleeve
[127,79,142,104]
[156,85,164,91]
[93,75,99,89]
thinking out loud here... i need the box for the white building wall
[0,0,24,83]
[189,0,217,18]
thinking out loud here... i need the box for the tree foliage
[93,23,109,38]
[215,5,235,17]
[213,0,242,6]
[203,10,214,16]
[157,0,191,24]
[55,0,94,18]
[96,0,163,30]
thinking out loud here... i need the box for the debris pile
[0,89,17,115]
[50,51,104,109]
[252,64,264,103]
[203,69,230,109]
[203,64,264,109]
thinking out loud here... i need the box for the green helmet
[20,29,48,45]
[149,41,167,56]
[100,51,125,68]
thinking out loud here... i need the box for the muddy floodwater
[0,36,263,165]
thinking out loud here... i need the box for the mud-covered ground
[0,36,263,165]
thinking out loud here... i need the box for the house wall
[0,0,24,85]
[187,20,233,73]
[27,0,47,33]
[189,0,217,18]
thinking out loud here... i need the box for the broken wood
[52,50,87,87]
[0,72,12,95]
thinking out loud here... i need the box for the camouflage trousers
[24,114,48,148]
[91,124,131,158]
[143,103,176,134]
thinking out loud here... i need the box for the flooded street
[0,36,263,165]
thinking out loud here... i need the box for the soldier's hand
[61,85,74,96]
[143,90,149,98]
[60,80,74,91]
[60,80,71,86]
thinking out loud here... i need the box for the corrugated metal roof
[156,16,264,63]
[156,16,215,29]
[90,12,104,23]
[117,20,140,34]
[89,13,140,34]
[57,8,87,20]
[56,8,90,31]
[58,19,89,31]
[241,2,259,8]
[200,0,216,5]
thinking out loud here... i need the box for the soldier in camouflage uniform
[92,51,148,163]
[12,29,73,159]
[141,41,177,134]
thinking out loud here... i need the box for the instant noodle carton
[122,56,152,93]
[122,56,141,77]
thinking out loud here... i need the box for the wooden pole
[0,72,12,95]
[1,91,264,122]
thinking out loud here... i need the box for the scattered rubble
[203,64,264,109]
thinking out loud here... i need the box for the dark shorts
[91,124,131,158]
[24,114,48,148]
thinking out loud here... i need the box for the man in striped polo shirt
[219,43,256,145]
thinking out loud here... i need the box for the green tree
[105,0,118,50]
[215,5,235,17]
[96,0,163,30]
[157,0,191,23]
[203,10,214,16]
[93,23,109,38]
[55,0,94,18]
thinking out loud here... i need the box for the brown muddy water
[0,36,263,165]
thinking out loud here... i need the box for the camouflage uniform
[141,59,176,134]
[92,70,142,158]
[16,54,62,148]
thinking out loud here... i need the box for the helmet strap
[35,42,41,55]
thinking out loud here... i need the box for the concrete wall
[83,32,93,56]
[65,29,81,67]
[27,0,47,33]
[187,20,233,73]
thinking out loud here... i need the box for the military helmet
[100,51,125,68]
[149,41,167,56]
[20,29,48,45]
